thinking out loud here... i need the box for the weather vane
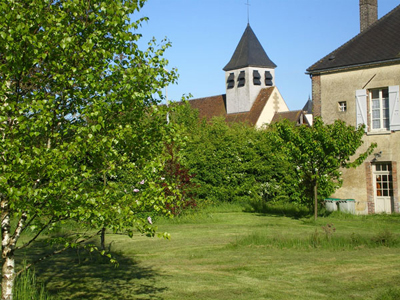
[245,0,250,24]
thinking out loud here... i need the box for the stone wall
[316,63,400,214]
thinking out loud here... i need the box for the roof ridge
[189,94,226,101]
[307,4,400,73]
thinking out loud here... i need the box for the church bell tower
[223,24,277,114]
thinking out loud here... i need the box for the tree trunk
[314,181,318,221]
[1,255,15,300]
[100,227,106,251]
[1,199,27,300]
[1,199,14,300]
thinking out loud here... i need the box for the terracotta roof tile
[188,95,227,121]
[271,110,303,123]
[187,87,275,126]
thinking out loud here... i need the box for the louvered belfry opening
[223,24,277,114]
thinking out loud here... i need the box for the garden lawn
[18,207,400,300]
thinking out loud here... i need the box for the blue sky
[135,0,399,110]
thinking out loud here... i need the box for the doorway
[373,163,394,213]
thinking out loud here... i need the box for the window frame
[338,101,347,112]
[373,163,393,197]
[355,85,400,133]
[369,88,389,131]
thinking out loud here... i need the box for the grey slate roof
[302,98,313,114]
[307,4,400,73]
[223,24,277,71]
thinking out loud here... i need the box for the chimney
[359,0,378,32]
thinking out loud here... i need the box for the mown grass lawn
[19,205,400,300]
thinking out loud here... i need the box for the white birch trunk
[1,198,14,300]
[1,255,14,300]
[1,199,26,300]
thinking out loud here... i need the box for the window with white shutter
[370,88,389,131]
[355,89,367,132]
[389,85,400,131]
[356,86,400,133]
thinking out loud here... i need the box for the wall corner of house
[312,74,321,117]
[392,161,399,213]
[365,162,375,214]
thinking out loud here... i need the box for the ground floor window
[374,163,393,197]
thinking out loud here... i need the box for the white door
[373,163,394,213]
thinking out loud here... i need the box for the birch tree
[0,0,177,299]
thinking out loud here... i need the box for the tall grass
[12,268,57,300]
[229,228,399,250]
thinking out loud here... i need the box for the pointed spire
[303,97,313,114]
[245,0,250,25]
[223,24,276,71]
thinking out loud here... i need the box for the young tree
[0,1,177,299]
[269,118,376,219]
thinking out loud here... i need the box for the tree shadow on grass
[17,240,167,300]
[243,203,311,220]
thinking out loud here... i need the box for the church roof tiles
[223,24,277,71]
[188,87,275,126]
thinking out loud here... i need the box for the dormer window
[238,71,245,87]
[265,71,273,86]
[227,73,235,89]
[253,70,261,85]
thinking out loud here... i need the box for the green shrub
[371,229,397,247]
[171,104,296,206]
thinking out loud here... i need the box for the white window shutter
[355,89,367,132]
[389,85,400,131]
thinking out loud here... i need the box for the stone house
[307,0,400,214]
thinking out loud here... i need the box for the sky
[134,0,400,110]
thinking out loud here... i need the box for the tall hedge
[171,103,294,204]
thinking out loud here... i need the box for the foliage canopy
[171,103,293,205]
[172,105,375,217]
[268,117,376,214]
[0,0,179,298]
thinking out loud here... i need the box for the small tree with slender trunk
[269,118,376,219]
